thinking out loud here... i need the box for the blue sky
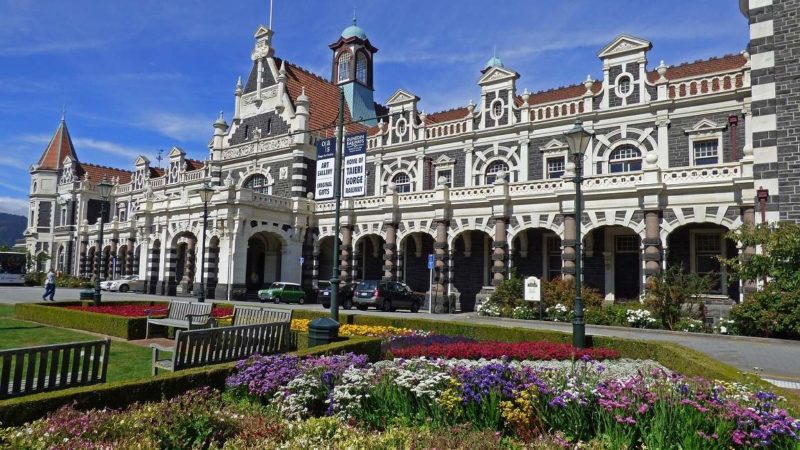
[0,1,749,216]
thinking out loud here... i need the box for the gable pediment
[135,155,150,166]
[539,138,569,153]
[253,25,270,38]
[62,155,75,167]
[478,66,519,85]
[433,154,455,165]
[386,89,419,106]
[684,118,726,134]
[168,147,185,158]
[598,34,652,58]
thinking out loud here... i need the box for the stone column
[79,240,87,278]
[643,211,662,278]
[109,239,118,279]
[126,238,135,276]
[742,206,757,295]
[432,220,449,311]
[491,217,508,286]
[383,223,397,281]
[339,226,353,283]
[561,214,576,281]
[182,238,196,291]
[93,240,101,281]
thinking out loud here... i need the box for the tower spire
[269,0,273,30]
[353,8,357,25]
[60,104,66,122]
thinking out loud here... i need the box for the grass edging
[0,336,381,427]
[14,302,169,340]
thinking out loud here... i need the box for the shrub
[674,317,707,333]
[644,265,711,330]
[585,305,628,327]
[723,222,800,291]
[23,271,44,286]
[728,285,800,339]
[55,273,93,288]
[511,304,538,320]
[542,278,603,309]
[488,271,524,307]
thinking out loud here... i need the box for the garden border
[0,335,381,427]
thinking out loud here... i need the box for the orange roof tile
[37,120,78,170]
[276,57,368,135]
[185,159,205,171]
[527,81,602,105]
[426,107,469,124]
[77,162,132,184]
[647,54,746,82]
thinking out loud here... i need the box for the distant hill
[0,213,26,247]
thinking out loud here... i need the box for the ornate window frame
[433,154,455,186]
[539,138,569,180]
[684,119,726,167]
[337,52,352,83]
[614,72,634,99]
[484,159,509,184]
[489,98,505,121]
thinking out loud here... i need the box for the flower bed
[6,355,797,448]
[64,304,233,318]
[388,340,619,361]
[291,319,429,339]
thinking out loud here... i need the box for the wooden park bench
[145,301,213,339]
[150,322,289,376]
[212,305,293,327]
[0,339,111,399]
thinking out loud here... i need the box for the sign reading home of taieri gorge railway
[314,137,336,200]
[342,132,367,198]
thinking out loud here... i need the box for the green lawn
[0,304,153,382]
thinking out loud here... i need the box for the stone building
[24,2,795,308]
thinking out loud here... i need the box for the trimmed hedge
[14,302,168,340]
[0,335,381,427]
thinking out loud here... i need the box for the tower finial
[352,8,357,25]
[60,104,66,122]
[269,0,273,29]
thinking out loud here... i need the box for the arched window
[244,174,272,195]
[337,52,352,83]
[355,53,368,84]
[608,146,642,173]
[392,172,411,193]
[485,160,509,184]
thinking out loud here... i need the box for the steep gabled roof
[275,57,368,135]
[37,119,78,170]
[76,162,132,184]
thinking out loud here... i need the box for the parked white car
[107,275,144,293]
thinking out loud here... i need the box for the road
[1,286,798,383]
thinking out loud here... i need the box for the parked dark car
[353,280,422,312]
[319,282,357,309]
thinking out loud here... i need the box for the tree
[722,222,800,291]
[644,265,712,330]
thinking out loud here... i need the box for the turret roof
[37,118,78,170]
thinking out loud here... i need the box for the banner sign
[342,132,367,198]
[314,137,336,200]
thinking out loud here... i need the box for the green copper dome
[486,55,504,68]
[341,18,367,39]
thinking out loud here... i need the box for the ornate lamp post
[93,178,114,306]
[195,182,215,303]
[563,118,593,348]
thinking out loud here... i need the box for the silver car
[107,275,144,293]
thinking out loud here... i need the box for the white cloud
[141,112,212,141]
[0,196,28,216]
[71,138,142,160]
[0,39,104,57]
[0,156,29,171]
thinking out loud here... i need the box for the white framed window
[608,145,642,173]
[485,160,509,184]
[337,52,352,83]
[436,169,452,186]
[392,172,411,193]
[614,73,634,98]
[60,206,67,226]
[693,139,720,166]
[119,204,127,222]
[546,157,565,179]
[244,174,273,195]
[490,99,504,120]
[355,53,368,84]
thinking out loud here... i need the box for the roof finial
[269,0,273,30]
[493,45,497,59]
[60,104,66,122]
[353,8,357,25]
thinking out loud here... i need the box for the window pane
[693,140,719,165]
[547,157,565,179]
[337,53,351,82]
[355,53,367,83]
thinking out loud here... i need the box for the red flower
[389,340,618,361]
[63,304,233,318]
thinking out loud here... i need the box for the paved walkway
[2,286,798,381]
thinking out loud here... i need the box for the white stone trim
[752,114,776,133]
[751,51,775,70]
[752,82,775,101]
[750,20,774,39]
[749,0,772,9]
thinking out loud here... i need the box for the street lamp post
[93,178,114,306]
[563,118,593,349]
[329,88,346,323]
[195,182,215,303]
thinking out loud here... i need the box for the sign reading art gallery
[314,137,336,200]
[342,132,366,198]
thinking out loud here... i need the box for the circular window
[395,118,407,137]
[615,74,633,97]
[490,99,504,120]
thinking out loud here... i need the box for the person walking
[42,268,56,301]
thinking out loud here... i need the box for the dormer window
[355,53,368,84]
[337,52,352,83]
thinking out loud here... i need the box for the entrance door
[614,235,640,301]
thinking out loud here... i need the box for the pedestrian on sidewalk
[42,268,56,301]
